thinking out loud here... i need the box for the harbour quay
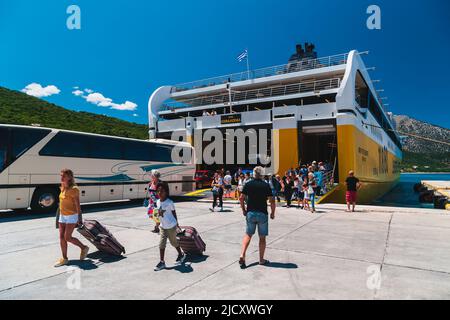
[415,180,450,210]
[1,201,449,300]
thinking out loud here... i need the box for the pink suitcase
[177,226,206,256]
[77,220,126,256]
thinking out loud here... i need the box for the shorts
[246,211,269,237]
[59,214,79,224]
[346,191,357,203]
[224,184,232,190]
[295,190,304,200]
[159,226,179,250]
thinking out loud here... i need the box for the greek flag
[237,49,248,62]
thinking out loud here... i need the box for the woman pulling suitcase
[54,169,89,267]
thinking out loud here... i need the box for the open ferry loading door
[298,120,338,178]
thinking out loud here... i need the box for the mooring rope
[362,122,450,147]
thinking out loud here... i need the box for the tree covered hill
[0,87,148,139]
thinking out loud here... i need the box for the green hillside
[401,151,450,173]
[0,87,148,139]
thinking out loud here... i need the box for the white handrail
[172,53,348,93]
[163,78,341,110]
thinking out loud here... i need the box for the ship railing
[172,53,348,93]
[162,78,341,111]
[321,169,335,193]
[319,158,338,195]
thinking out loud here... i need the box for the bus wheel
[31,188,59,213]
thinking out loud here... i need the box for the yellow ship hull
[321,124,401,204]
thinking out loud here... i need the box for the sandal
[239,258,246,269]
[259,259,270,266]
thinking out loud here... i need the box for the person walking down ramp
[239,167,276,269]
[153,182,186,271]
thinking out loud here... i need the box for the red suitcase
[77,220,126,256]
[177,226,206,256]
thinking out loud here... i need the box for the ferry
[147,44,403,204]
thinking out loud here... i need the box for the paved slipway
[1,201,450,300]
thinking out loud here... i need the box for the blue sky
[1,0,449,128]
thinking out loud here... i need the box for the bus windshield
[0,126,51,174]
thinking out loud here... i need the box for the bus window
[90,136,124,160]
[152,144,175,162]
[11,127,51,160]
[40,132,90,158]
[40,131,178,162]
[123,140,173,162]
[0,128,8,173]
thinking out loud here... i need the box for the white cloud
[22,83,61,98]
[85,92,113,107]
[72,89,84,96]
[111,101,138,111]
[73,88,138,112]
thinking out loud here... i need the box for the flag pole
[246,49,250,80]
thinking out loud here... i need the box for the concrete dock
[422,181,450,210]
[1,201,450,300]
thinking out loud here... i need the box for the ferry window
[90,136,124,160]
[40,132,90,158]
[0,128,9,173]
[11,127,51,160]
[355,71,369,108]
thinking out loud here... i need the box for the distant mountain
[393,115,450,172]
[0,87,148,139]
[394,115,450,154]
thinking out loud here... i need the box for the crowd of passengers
[209,161,334,214]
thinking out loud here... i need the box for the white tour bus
[0,124,195,213]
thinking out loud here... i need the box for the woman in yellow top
[54,169,89,267]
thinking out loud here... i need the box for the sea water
[374,173,450,208]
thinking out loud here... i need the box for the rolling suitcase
[77,220,126,256]
[177,226,206,256]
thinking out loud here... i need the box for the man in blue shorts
[239,166,276,269]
